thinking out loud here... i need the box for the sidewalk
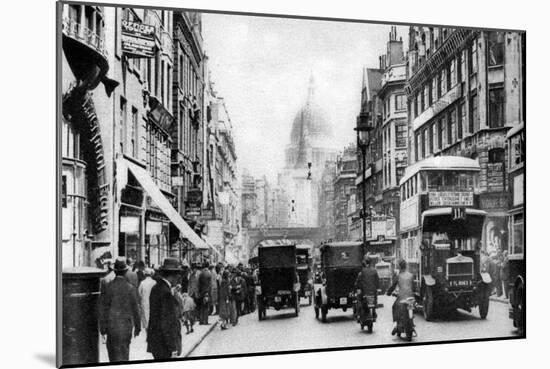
[99,319,219,362]
[490,295,509,304]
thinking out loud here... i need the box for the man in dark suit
[355,256,381,318]
[147,257,183,360]
[99,257,141,362]
[197,262,212,325]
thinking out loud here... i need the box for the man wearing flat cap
[147,257,183,359]
[99,257,141,362]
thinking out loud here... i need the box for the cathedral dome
[289,76,333,148]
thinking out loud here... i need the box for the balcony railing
[62,17,107,59]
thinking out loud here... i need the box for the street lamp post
[355,111,373,251]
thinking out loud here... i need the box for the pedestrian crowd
[98,256,257,363]
[480,249,510,299]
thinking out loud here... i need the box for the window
[415,133,420,161]
[469,94,479,133]
[422,129,428,158]
[438,118,445,148]
[458,103,465,140]
[414,95,419,118]
[440,69,447,95]
[428,124,434,154]
[510,131,525,168]
[131,107,138,157]
[431,78,437,104]
[420,88,425,112]
[179,55,183,85]
[459,50,466,83]
[488,31,505,66]
[511,213,524,255]
[120,97,127,153]
[62,175,67,208]
[432,122,438,152]
[160,60,165,105]
[448,109,456,145]
[395,95,406,111]
[424,84,429,110]
[446,62,453,90]
[437,72,442,98]
[450,59,457,87]
[396,123,407,147]
[489,86,505,128]
[469,41,478,75]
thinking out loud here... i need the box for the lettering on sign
[121,20,156,58]
[429,192,473,207]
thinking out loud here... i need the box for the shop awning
[125,159,218,255]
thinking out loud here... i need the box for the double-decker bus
[399,156,492,321]
[506,123,525,334]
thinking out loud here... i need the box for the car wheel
[258,298,264,321]
[366,321,373,333]
[479,285,490,320]
[321,305,328,323]
[516,281,525,334]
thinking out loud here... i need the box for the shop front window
[511,213,524,255]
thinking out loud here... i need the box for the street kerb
[182,321,219,357]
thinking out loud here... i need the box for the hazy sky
[202,14,408,182]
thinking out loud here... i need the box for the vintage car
[314,241,364,323]
[256,244,300,320]
[296,245,313,305]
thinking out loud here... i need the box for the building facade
[279,76,338,227]
[333,145,357,241]
[61,5,217,268]
[171,11,206,261]
[318,160,337,241]
[404,27,524,255]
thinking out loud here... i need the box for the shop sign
[172,176,184,186]
[146,220,162,235]
[120,216,140,233]
[186,188,202,208]
[121,20,156,58]
[480,193,509,211]
[185,207,201,217]
[429,191,473,207]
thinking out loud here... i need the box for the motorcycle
[393,293,417,341]
[355,290,377,332]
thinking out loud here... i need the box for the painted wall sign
[121,20,156,58]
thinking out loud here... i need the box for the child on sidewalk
[180,292,196,334]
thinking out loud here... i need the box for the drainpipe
[72,160,77,267]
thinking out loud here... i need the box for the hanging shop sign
[121,20,156,58]
[120,216,140,233]
[146,220,162,235]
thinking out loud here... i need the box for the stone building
[279,76,338,227]
[318,160,337,241]
[61,5,214,268]
[334,145,358,241]
[170,11,207,261]
[404,27,525,254]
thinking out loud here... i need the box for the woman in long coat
[209,266,219,315]
[218,270,231,329]
[228,269,240,325]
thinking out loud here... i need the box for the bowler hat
[159,257,183,274]
[113,257,129,272]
